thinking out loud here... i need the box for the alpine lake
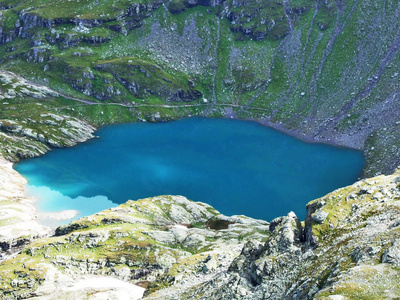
[14,117,365,225]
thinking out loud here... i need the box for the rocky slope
[0,157,50,260]
[177,170,400,299]
[0,172,400,299]
[0,70,97,161]
[0,0,399,176]
[0,195,270,299]
[1,0,400,299]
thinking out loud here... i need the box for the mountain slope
[0,0,400,176]
[1,171,400,299]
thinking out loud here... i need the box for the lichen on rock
[1,168,400,298]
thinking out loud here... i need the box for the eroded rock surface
[1,170,400,299]
[0,71,96,161]
[150,171,400,299]
[0,195,270,299]
[0,157,51,260]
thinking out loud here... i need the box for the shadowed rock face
[156,170,400,299]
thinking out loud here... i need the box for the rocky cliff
[0,171,400,299]
[0,194,270,299]
[0,70,96,161]
[178,170,400,299]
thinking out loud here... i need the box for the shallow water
[15,117,365,223]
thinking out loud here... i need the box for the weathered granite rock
[0,195,270,299]
[382,240,400,267]
[0,157,51,260]
[2,166,400,299]
[146,170,400,299]
[0,70,97,161]
[311,209,328,224]
[0,71,58,98]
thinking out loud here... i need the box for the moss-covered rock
[94,58,202,102]
[2,170,400,298]
[167,170,400,299]
[0,195,270,299]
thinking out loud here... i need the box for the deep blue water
[15,118,364,222]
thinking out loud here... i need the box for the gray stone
[382,240,400,266]
[311,209,328,224]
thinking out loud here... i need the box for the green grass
[0,9,18,30]
[0,0,400,176]
[8,0,155,20]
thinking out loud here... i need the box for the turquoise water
[15,118,364,222]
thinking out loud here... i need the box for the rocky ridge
[0,194,270,299]
[0,70,96,161]
[0,71,58,100]
[173,170,400,299]
[0,169,400,298]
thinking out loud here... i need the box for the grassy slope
[0,0,400,176]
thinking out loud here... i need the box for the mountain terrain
[0,0,400,176]
[1,0,400,299]
[1,159,400,299]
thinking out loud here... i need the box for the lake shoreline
[3,114,364,234]
[15,117,364,222]
[0,157,52,259]
[252,117,363,151]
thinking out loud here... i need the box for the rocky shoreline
[255,116,364,151]
[1,159,400,298]
[0,111,399,299]
[0,144,272,299]
[0,66,394,299]
[0,156,146,299]
[0,157,51,259]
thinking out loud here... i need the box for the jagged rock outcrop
[0,195,269,299]
[0,70,58,99]
[1,170,400,299]
[0,112,96,160]
[0,0,164,46]
[94,60,202,102]
[0,70,97,161]
[148,170,400,299]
